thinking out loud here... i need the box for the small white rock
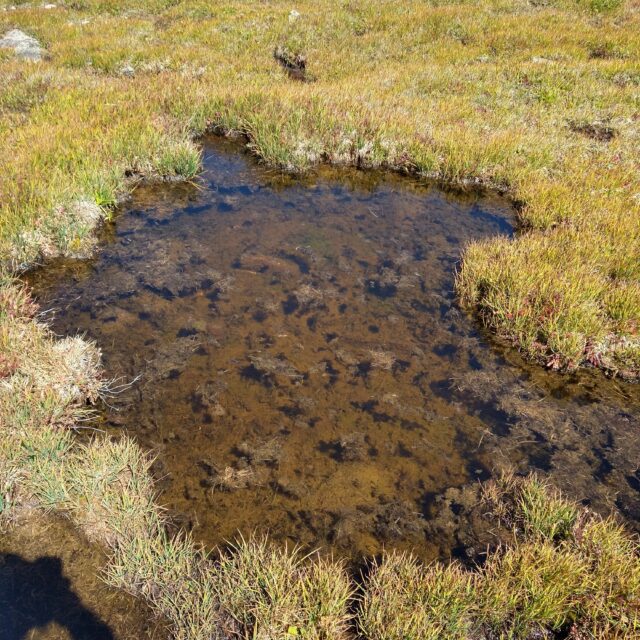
[288,9,300,22]
[118,63,135,77]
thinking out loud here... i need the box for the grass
[358,554,476,640]
[0,0,638,374]
[359,475,640,640]
[480,539,589,637]
[212,536,353,639]
[483,470,580,541]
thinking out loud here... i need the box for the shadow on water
[27,135,640,564]
[0,554,113,640]
[0,514,161,640]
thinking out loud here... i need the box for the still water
[28,136,640,563]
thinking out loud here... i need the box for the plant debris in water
[27,138,640,564]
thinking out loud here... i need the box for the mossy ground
[1,0,640,637]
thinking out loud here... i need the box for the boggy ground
[1,0,640,638]
[27,137,519,562]
[0,139,638,639]
[0,281,638,637]
[0,0,638,374]
[26,137,640,566]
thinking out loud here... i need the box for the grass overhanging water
[0,0,638,375]
[1,0,640,636]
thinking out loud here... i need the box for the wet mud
[27,136,640,564]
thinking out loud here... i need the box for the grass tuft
[358,552,475,640]
[518,475,579,541]
[106,530,222,640]
[479,539,588,637]
[215,535,353,640]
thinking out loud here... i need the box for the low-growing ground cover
[0,0,638,373]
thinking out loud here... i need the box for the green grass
[358,553,476,640]
[480,539,589,637]
[484,471,580,541]
[360,474,640,640]
[106,530,222,640]
[518,474,579,541]
[213,536,353,639]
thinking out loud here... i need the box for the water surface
[28,137,640,562]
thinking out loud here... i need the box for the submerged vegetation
[1,0,640,636]
[1,284,639,638]
[0,0,638,374]
[0,277,638,637]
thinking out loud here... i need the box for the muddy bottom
[0,513,163,640]
[28,136,640,563]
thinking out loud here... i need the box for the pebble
[119,63,136,77]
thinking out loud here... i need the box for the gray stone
[118,63,136,77]
[0,29,44,61]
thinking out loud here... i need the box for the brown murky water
[28,137,640,566]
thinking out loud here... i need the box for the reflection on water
[28,137,640,562]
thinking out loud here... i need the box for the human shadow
[0,553,114,640]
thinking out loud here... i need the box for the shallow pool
[28,136,640,562]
